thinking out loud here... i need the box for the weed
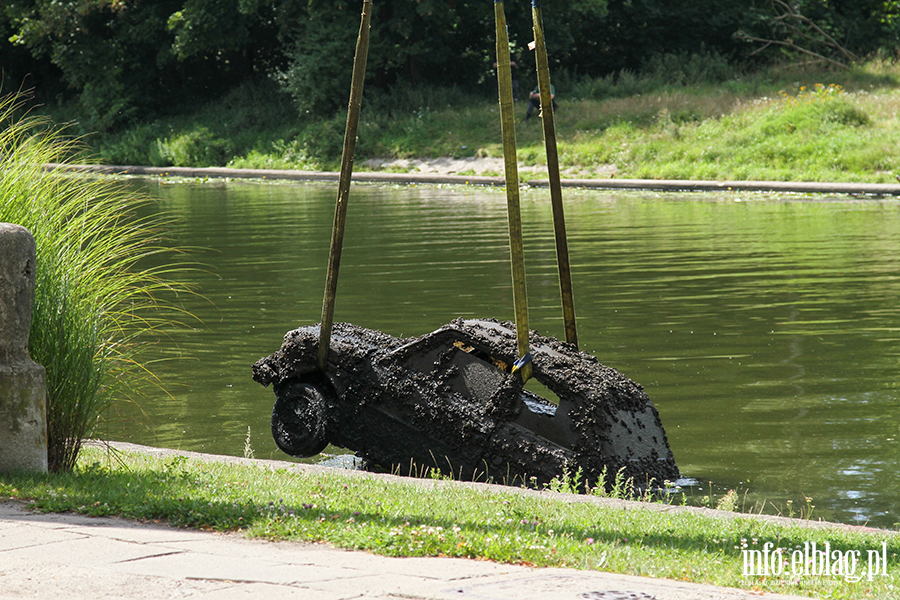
[584,466,641,500]
[716,489,738,512]
[243,427,255,460]
[428,467,453,481]
[546,463,584,494]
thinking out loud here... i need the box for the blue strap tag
[511,352,533,374]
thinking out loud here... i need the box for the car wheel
[271,381,329,457]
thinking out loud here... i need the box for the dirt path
[361,156,618,178]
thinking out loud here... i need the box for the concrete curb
[45,163,900,196]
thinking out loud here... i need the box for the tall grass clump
[0,92,189,472]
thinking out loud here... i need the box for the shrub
[156,127,235,167]
[766,84,871,135]
[0,92,189,471]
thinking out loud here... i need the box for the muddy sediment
[253,318,679,490]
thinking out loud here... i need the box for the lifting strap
[494,0,533,382]
[318,0,373,371]
[531,0,578,349]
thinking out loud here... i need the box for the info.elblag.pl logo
[742,541,889,582]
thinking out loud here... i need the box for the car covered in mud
[252,318,679,489]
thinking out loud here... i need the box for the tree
[3,0,283,130]
[274,0,609,115]
[5,0,899,127]
[736,0,900,68]
[5,1,182,128]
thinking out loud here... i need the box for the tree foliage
[2,0,900,126]
[2,0,281,128]
[4,0,182,128]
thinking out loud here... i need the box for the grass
[0,92,192,471]
[45,58,900,184]
[1,445,898,599]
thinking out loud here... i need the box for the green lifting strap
[318,0,372,372]
[531,0,578,349]
[494,0,532,382]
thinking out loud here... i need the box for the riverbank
[47,61,900,186]
[1,442,897,599]
[48,162,900,196]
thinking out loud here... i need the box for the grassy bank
[1,445,897,599]
[53,59,900,183]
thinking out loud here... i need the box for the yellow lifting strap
[494,0,533,382]
[318,0,373,372]
[531,0,578,349]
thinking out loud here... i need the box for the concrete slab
[439,571,775,600]
[104,550,325,585]
[192,582,341,600]
[0,520,86,551]
[305,550,529,579]
[3,534,180,568]
[0,564,230,599]
[302,571,468,597]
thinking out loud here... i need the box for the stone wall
[0,223,48,473]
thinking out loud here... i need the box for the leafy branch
[735,0,859,70]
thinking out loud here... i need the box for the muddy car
[252,318,679,489]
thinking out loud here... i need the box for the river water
[104,178,900,529]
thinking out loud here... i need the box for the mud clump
[253,318,679,490]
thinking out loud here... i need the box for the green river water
[104,178,900,528]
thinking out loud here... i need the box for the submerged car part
[252,318,679,489]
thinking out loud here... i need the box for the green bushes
[0,93,188,471]
[155,127,235,167]
[566,50,741,101]
[90,79,299,168]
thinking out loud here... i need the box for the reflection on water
[105,179,900,528]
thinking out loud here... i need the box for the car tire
[271,381,329,457]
